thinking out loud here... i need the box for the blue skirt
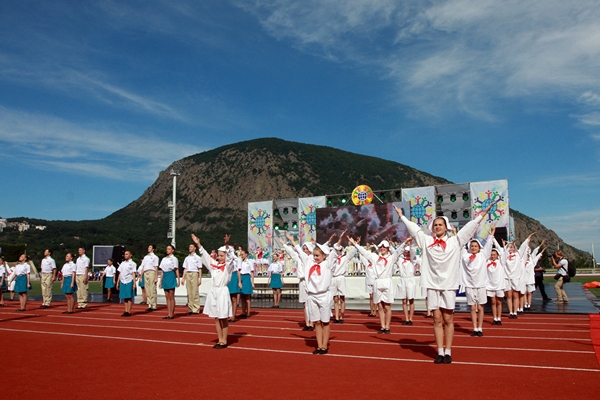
[227,271,241,295]
[0,280,6,291]
[139,274,145,288]
[162,270,176,290]
[105,276,115,289]
[14,275,30,293]
[62,276,77,294]
[241,274,253,295]
[119,281,134,299]
[270,273,283,289]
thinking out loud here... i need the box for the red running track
[1,300,598,399]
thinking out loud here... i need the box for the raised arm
[393,204,429,251]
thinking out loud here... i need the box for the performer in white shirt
[395,239,420,326]
[100,259,117,302]
[193,233,236,349]
[116,250,137,317]
[75,247,90,309]
[330,243,356,324]
[485,226,506,325]
[0,256,7,307]
[267,254,284,308]
[181,243,203,315]
[60,253,78,314]
[40,249,57,308]
[159,245,180,320]
[279,235,315,331]
[350,237,403,335]
[282,232,340,355]
[493,233,534,318]
[139,245,159,312]
[460,233,493,337]
[523,239,545,310]
[394,201,497,364]
[238,249,255,319]
[9,254,31,311]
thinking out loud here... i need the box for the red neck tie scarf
[211,263,225,271]
[469,254,477,263]
[508,253,516,260]
[487,261,497,268]
[428,238,447,251]
[337,256,342,265]
[377,256,388,266]
[403,257,410,263]
[309,264,321,278]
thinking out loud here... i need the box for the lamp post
[167,162,182,248]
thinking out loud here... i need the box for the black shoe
[228,319,235,323]
[543,298,551,302]
[407,321,413,326]
[443,355,452,364]
[146,308,153,312]
[470,331,478,336]
[319,349,328,355]
[491,321,497,325]
[62,311,70,314]
[384,329,391,334]
[121,312,128,317]
[302,326,310,331]
[434,355,444,364]
[377,329,386,334]
[497,320,502,326]
[477,331,484,337]
[339,319,344,324]
[402,321,409,325]
[213,343,227,349]
[313,349,321,354]
[188,311,193,315]
[307,326,315,331]
[333,319,339,324]
[106,299,112,302]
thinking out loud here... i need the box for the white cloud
[240,1,600,119]
[0,106,205,181]
[532,173,600,188]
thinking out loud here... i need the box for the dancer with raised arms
[393,200,498,364]
[279,235,315,330]
[349,236,405,334]
[281,231,340,354]
[460,230,494,337]
[192,233,236,349]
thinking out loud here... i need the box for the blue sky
[1,1,599,255]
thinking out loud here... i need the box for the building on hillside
[18,222,30,232]
[0,218,6,232]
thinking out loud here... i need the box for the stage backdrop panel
[470,179,510,242]
[248,201,273,256]
[298,196,327,244]
[401,186,436,230]
[316,202,411,246]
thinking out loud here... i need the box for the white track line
[8,320,595,354]
[1,312,592,341]
[1,326,596,373]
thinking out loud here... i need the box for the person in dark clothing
[534,261,551,301]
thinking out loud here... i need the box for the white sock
[438,348,444,356]
[444,349,452,356]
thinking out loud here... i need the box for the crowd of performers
[0,199,573,361]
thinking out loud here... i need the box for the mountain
[0,138,590,266]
